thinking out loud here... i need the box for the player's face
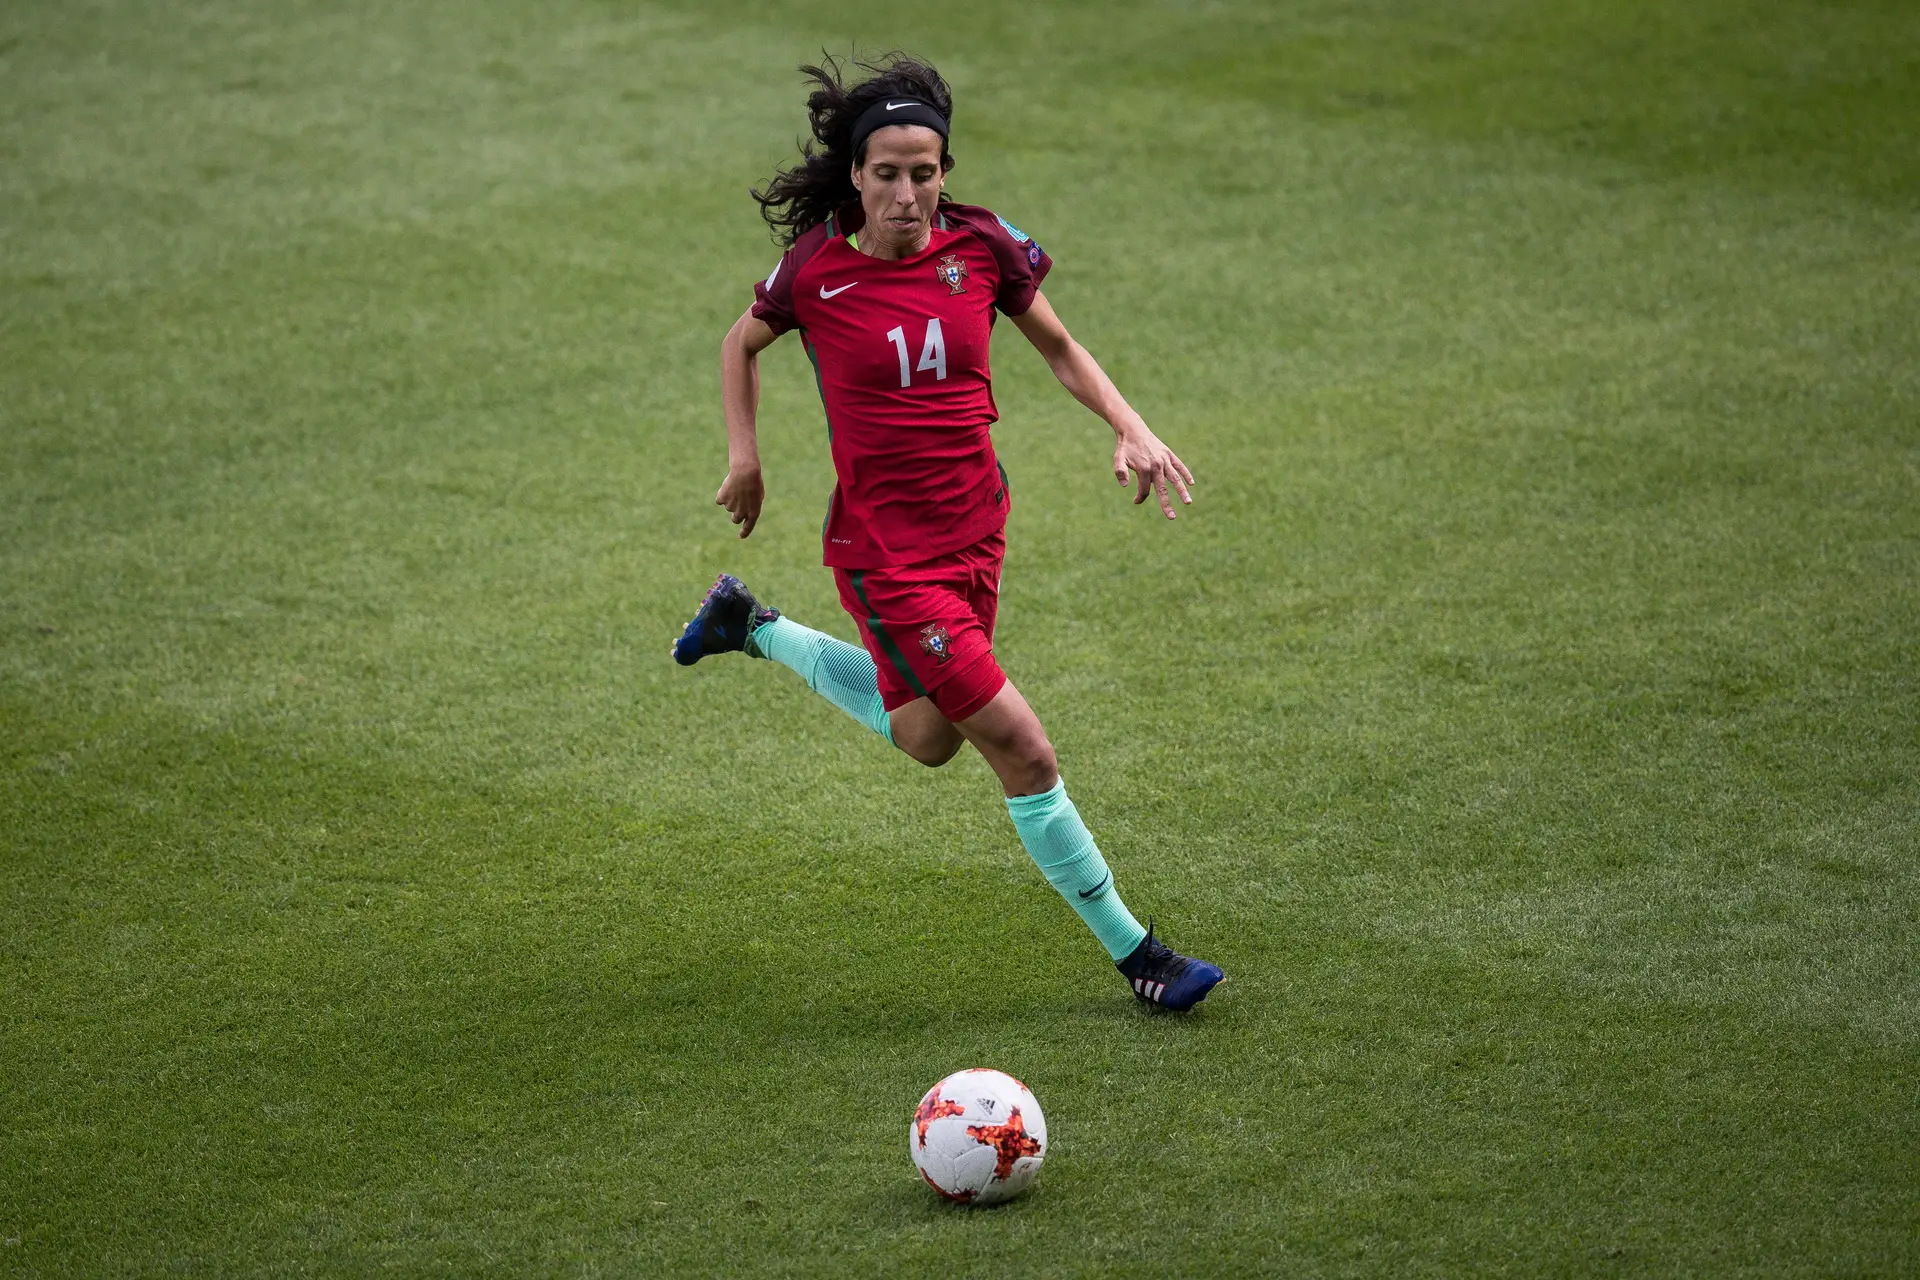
[851,125,946,257]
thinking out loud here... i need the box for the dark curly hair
[752,52,955,246]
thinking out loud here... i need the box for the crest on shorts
[935,254,969,295]
[918,622,955,664]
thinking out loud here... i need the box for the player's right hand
[716,464,765,538]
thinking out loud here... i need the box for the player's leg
[886,697,965,766]
[948,681,1054,796]
[953,680,1225,1012]
[952,681,1135,955]
[672,573,905,745]
[672,566,1220,1008]
[853,532,1223,1009]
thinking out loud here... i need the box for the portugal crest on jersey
[935,254,969,295]
[918,622,955,664]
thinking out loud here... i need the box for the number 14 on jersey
[886,319,947,388]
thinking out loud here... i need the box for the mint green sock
[749,616,894,745]
[1004,779,1146,961]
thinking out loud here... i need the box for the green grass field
[4,1,1917,1274]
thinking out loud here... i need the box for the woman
[674,53,1222,1011]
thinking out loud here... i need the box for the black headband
[848,97,950,159]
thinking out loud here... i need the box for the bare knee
[954,681,1060,796]
[889,700,966,768]
[1002,735,1058,796]
[900,733,965,768]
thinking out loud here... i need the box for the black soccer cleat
[672,574,779,666]
[1117,922,1224,1012]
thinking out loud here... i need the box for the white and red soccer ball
[909,1068,1047,1205]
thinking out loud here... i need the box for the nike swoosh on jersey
[1077,872,1112,900]
[818,282,858,298]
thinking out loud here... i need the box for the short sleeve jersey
[751,201,1052,569]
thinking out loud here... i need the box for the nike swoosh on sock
[1078,872,1112,900]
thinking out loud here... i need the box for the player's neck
[854,226,932,261]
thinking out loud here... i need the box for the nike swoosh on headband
[885,101,913,110]
[819,282,857,298]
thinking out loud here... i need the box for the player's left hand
[1113,428,1195,519]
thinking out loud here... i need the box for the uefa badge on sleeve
[936,254,969,295]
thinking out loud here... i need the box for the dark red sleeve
[751,244,802,335]
[750,223,836,335]
[964,208,1052,316]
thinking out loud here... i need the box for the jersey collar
[829,202,953,260]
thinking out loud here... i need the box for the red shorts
[833,530,1009,722]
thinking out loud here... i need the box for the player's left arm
[1009,291,1194,519]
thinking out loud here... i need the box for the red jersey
[751,201,1052,568]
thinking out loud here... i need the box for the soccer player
[675,53,1223,1011]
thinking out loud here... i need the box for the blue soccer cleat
[1117,922,1224,1012]
[672,574,780,666]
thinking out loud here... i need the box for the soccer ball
[909,1068,1047,1205]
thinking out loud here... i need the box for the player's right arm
[717,310,782,538]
